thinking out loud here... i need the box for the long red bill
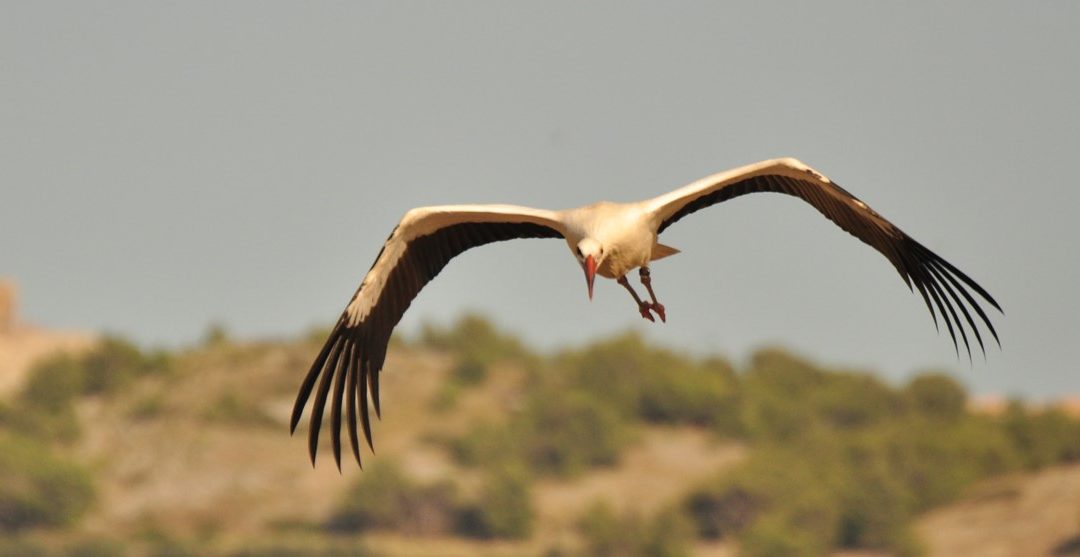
[584,255,596,300]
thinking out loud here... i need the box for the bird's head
[574,238,605,300]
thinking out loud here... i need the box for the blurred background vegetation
[1,314,1079,556]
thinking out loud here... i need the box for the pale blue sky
[3,3,1077,398]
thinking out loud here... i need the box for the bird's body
[292,157,1002,469]
[560,201,664,279]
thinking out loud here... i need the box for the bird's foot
[636,302,666,323]
[651,302,666,323]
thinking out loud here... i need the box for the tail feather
[651,243,681,261]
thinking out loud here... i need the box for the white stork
[291,157,1001,468]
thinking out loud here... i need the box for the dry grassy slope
[915,464,1080,557]
[71,338,747,555]
[63,336,1080,556]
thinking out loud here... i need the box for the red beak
[584,255,597,300]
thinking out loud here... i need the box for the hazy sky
[4,3,1078,399]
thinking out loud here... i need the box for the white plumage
[292,157,1002,468]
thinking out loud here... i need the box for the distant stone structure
[0,280,97,396]
[0,279,15,334]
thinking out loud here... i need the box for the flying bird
[291,157,1002,468]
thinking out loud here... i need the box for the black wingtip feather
[307,336,346,466]
[360,359,375,453]
[915,243,1003,313]
[930,260,1001,349]
[290,318,345,434]
[330,342,352,471]
[922,272,960,357]
[907,263,940,333]
[346,353,362,469]
[370,370,382,420]
[910,242,1003,353]
[935,254,1004,314]
[926,262,986,358]
[931,270,973,362]
[891,236,1004,360]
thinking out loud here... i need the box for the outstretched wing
[291,205,566,468]
[647,158,1002,357]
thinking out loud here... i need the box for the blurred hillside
[0,280,96,396]
[1,313,1079,557]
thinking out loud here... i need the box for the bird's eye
[576,247,583,257]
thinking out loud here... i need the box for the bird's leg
[618,275,655,322]
[639,267,665,323]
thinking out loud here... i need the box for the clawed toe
[621,274,663,324]
[637,302,666,323]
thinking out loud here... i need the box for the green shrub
[641,509,694,557]
[737,349,827,441]
[10,354,84,440]
[451,354,489,386]
[430,382,462,412]
[684,478,765,539]
[684,442,841,542]
[685,431,924,555]
[456,464,534,539]
[201,390,277,428]
[557,332,740,429]
[226,544,372,557]
[420,314,533,386]
[20,354,85,412]
[129,393,168,421]
[579,500,634,556]
[65,537,126,557]
[738,349,906,441]
[812,372,903,430]
[326,459,533,541]
[639,359,738,427]
[137,530,198,557]
[202,323,231,347]
[747,348,827,395]
[17,336,170,411]
[81,336,172,395]
[453,387,626,478]
[1003,403,1080,469]
[878,417,1020,511]
[517,390,625,477]
[451,422,517,468]
[740,512,829,557]
[834,440,918,553]
[3,337,172,442]
[0,434,96,531]
[328,460,459,535]
[578,500,693,557]
[687,411,1019,554]
[557,332,661,419]
[701,357,744,436]
[0,537,47,557]
[6,405,81,442]
[419,313,526,357]
[904,373,967,422]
